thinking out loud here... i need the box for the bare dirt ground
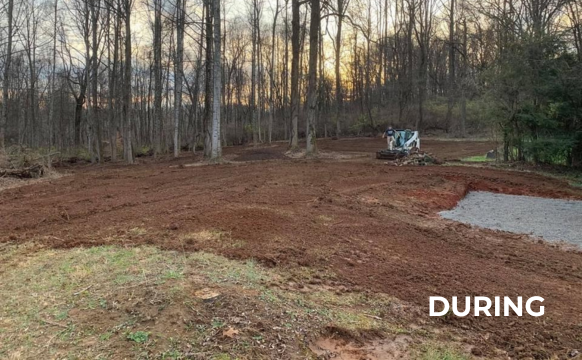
[1,137,582,359]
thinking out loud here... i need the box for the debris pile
[0,145,55,179]
[386,152,441,166]
[0,164,45,178]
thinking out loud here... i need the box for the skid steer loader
[376,129,420,160]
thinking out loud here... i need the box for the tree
[268,0,281,144]
[333,0,349,136]
[289,0,300,148]
[210,0,222,159]
[413,0,434,130]
[445,0,456,133]
[153,0,163,155]
[173,0,186,157]
[305,0,320,153]
[203,0,213,157]
[48,0,59,150]
[1,0,14,151]
[88,0,102,162]
[123,0,134,163]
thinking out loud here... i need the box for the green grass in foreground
[0,240,472,359]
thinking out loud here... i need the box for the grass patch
[461,155,494,162]
[126,331,149,343]
[0,243,464,359]
[418,343,470,360]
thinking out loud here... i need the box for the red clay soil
[1,138,581,359]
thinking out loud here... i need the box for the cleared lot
[1,138,581,359]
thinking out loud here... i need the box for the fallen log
[0,164,45,179]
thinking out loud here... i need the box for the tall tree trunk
[25,5,39,148]
[460,18,467,137]
[251,0,258,145]
[174,0,185,157]
[283,0,289,140]
[203,0,213,157]
[48,0,58,149]
[305,0,320,154]
[1,0,14,150]
[289,0,300,148]
[90,0,101,162]
[445,0,455,132]
[211,0,222,159]
[269,0,280,144]
[334,0,344,137]
[153,0,163,155]
[123,0,134,163]
[108,2,120,161]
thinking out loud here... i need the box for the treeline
[0,0,581,165]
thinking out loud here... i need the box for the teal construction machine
[376,129,420,160]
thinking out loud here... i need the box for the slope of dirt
[1,138,581,359]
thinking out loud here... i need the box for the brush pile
[0,146,56,179]
[386,151,441,166]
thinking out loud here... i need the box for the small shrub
[127,331,149,343]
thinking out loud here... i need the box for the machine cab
[394,129,420,151]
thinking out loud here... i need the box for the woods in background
[0,0,581,165]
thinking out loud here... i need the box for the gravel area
[440,191,582,247]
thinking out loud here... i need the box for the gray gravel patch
[439,191,582,247]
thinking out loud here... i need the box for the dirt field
[1,137,582,359]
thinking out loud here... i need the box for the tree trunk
[460,18,467,137]
[48,0,58,149]
[211,0,222,159]
[174,0,185,157]
[445,0,455,133]
[1,0,14,150]
[123,0,134,164]
[153,0,163,155]
[251,0,258,145]
[90,0,101,162]
[269,0,280,144]
[334,0,344,137]
[289,0,300,148]
[203,0,213,157]
[305,0,320,154]
[109,2,121,161]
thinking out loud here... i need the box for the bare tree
[289,0,300,148]
[1,0,14,150]
[203,0,213,157]
[123,0,134,163]
[174,0,186,157]
[305,0,320,153]
[152,0,163,155]
[445,0,455,132]
[333,0,349,136]
[210,0,221,159]
[268,0,281,144]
